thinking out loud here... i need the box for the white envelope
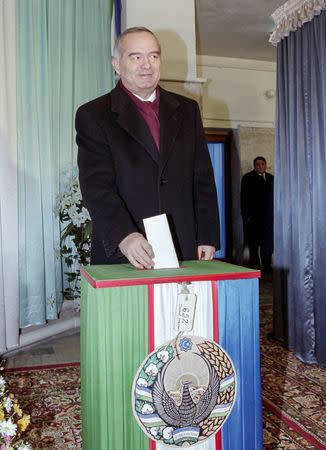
[143,214,180,269]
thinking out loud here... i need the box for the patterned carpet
[3,305,326,449]
[261,304,326,449]
[4,363,82,449]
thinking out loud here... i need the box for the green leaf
[83,220,92,238]
[60,222,75,243]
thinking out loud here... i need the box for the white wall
[122,0,198,81]
[197,55,277,129]
[120,0,277,130]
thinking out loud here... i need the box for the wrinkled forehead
[120,31,161,57]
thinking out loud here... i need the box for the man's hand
[119,232,154,269]
[197,245,216,260]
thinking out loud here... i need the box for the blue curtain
[208,142,226,259]
[274,10,326,365]
[114,0,122,37]
[16,0,114,327]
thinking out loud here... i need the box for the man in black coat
[76,27,220,268]
[240,156,274,271]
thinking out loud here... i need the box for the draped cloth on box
[272,7,326,365]
[80,261,262,450]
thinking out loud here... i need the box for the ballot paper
[143,214,180,269]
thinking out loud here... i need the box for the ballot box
[80,260,262,450]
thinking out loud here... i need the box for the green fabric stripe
[80,278,149,449]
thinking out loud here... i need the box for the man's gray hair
[113,26,161,60]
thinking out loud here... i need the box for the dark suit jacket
[240,169,274,249]
[76,84,220,264]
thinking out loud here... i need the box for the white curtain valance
[269,0,326,45]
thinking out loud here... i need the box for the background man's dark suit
[240,168,274,270]
[76,84,220,264]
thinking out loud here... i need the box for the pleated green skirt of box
[80,260,263,450]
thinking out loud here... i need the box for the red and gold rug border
[262,397,326,449]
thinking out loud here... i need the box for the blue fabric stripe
[218,278,263,450]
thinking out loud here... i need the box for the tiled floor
[3,273,273,369]
[4,328,80,369]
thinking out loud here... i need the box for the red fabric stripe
[211,280,222,449]
[215,431,222,449]
[147,284,156,450]
[147,284,155,353]
[211,280,219,343]
[263,398,326,449]
[80,267,97,287]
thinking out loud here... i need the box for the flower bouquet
[0,367,31,449]
[56,175,92,302]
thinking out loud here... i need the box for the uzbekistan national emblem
[132,335,237,446]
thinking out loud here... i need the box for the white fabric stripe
[154,281,217,450]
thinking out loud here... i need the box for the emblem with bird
[152,355,220,428]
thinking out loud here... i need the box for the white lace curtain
[270,0,326,44]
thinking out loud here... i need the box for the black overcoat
[240,169,274,251]
[76,84,220,264]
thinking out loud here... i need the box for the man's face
[112,31,161,99]
[254,159,266,175]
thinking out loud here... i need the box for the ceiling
[195,0,286,62]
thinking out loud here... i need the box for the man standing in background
[76,27,220,269]
[241,156,274,272]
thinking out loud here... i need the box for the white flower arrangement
[56,176,91,302]
[0,368,32,449]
